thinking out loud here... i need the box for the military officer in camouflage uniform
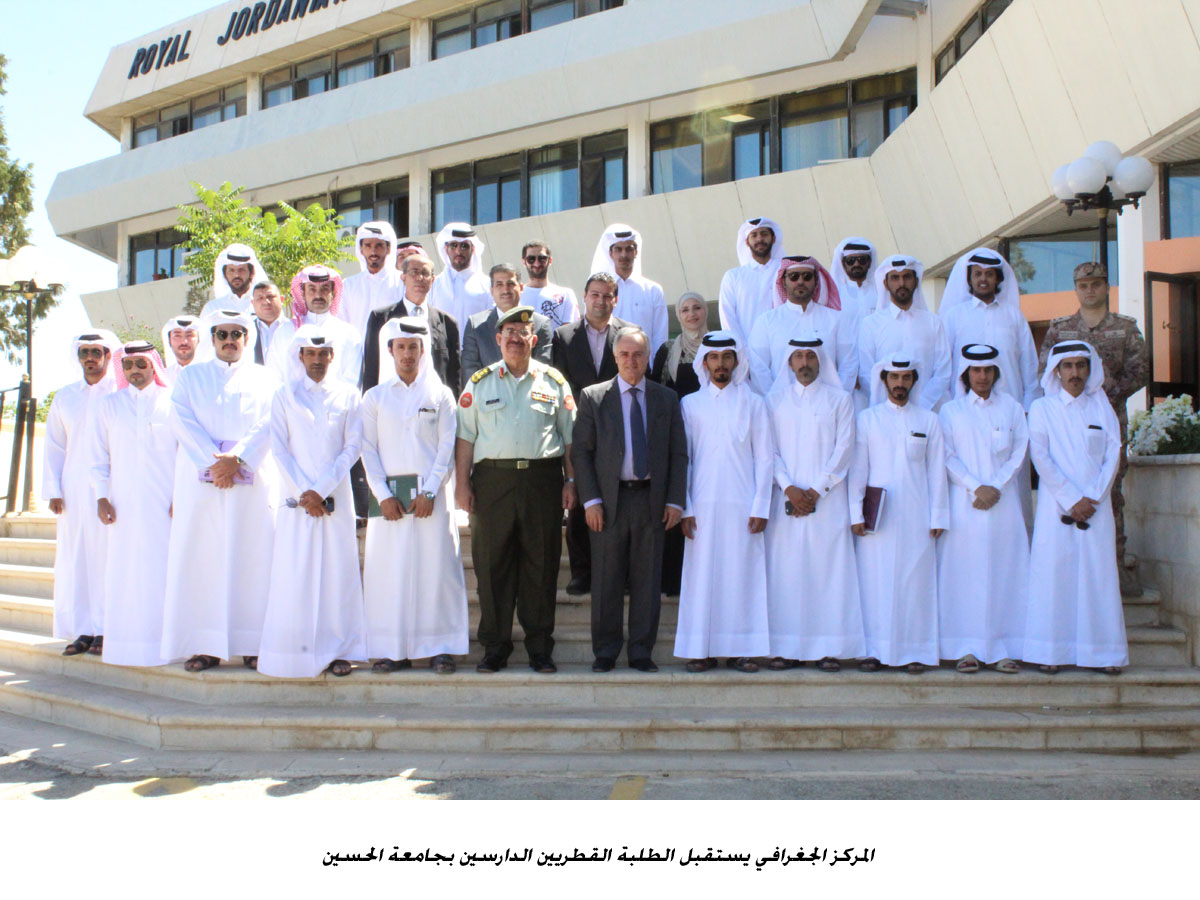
[1038,261,1148,594]
[455,305,578,674]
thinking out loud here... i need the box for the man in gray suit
[571,326,688,672]
[461,263,552,379]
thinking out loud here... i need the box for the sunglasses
[1060,515,1090,531]
[445,241,472,251]
[214,329,246,341]
[785,271,816,283]
[524,254,549,263]
[78,347,107,359]
[121,358,150,370]
[844,255,872,266]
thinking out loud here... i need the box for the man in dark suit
[361,253,460,394]
[571,326,687,671]
[462,263,552,379]
[552,272,632,595]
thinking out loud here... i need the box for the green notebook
[367,474,421,517]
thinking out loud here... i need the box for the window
[935,0,1012,84]
[431,131,627,230]
[131,83,246,148]
[262,30,411,109]
[1164,161,1200,240]
[433,0,623,58]
[129,229,188,285]
[650,71,915,193]
[333,179,412,241]
[1007,225,1118,296]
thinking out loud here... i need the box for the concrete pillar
[119,117,133,152]
[246,73,262,114]
[1118,171,1156,416]
[915,3,933,103]
[409,157,431,237]
[626,105,650,198]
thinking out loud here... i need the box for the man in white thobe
[830,236,878,349]
[590,223,668,355]
[764,334,863,671]
[428,222,491,346]
[521,239,580,328]
[858,255,952,411]
[200,242,267,316]
[718,216,785,347]
[43,329,121,657]
[258,326,365,678]
[160,315,208,385]
[936,344,1030,675]
[267,265,363,387]
[361,317,468,674]
[161,309,280,672]
[340,221,403,338]
[91,341,177,667]
[1025,341,1127,674]
[849,355,949,673]
[748,255,854,395]
[675,331,773,673]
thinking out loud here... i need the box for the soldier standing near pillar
[1038,261,1148,594]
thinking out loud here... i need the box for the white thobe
[361,377,468,660]
[430,267,491,347]
[615,274,668,357]
[765,380,864,660]
[340,268,403,339]
[718,262,777,348]
[849,401,949,665]
[675,383,773,658]
[1024,390,1127,667]
[747,302,856,396]
[42,375,116,638]
[267,312,363,387]
[160,358,280,661]
[858,306,952,410]
[258,378,365,677]
[523,284,580,328]
[200,291,253,317]
[839,280,877,411]
[936,391,1030,662]
[164,363,185,387]
[940,298,1040,410]
[91,383,177,666]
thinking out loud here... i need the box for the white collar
[618,375,646,394]
[967,390,993,406]
[886,302,914,319]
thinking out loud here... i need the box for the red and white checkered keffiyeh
[289,265,344,327]
[773,255,841,311]
[113,341,167,389]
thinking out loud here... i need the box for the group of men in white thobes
[42,214,1131,679]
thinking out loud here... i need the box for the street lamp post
[1051,140,1155,275]
[0,246,65,514]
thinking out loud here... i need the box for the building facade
[46,0,1200,404]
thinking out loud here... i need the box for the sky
[2,1,214,398]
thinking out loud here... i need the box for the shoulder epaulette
[543,366,567,386]
[1049,314,1074,324]
[471,362,501,384]
[1113,313,1137,323]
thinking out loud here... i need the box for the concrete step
[1,627,1196,711]
[0,537,56,567]
[0,515,56,540]
[3,660,1200,752]
[0,563,53,600]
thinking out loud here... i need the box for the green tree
[0,54,56,365]
[175,181,352,313]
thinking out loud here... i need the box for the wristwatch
[421,490,436,501]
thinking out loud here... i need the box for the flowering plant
[1128,395,1200,456]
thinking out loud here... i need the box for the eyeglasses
[524,254,549,263]
[445,241,472,251]
[213,328,247,341]
[499,327,534,339]
[1060,515,1090,531]
[120,358,150,370]
[785,271,816,283]
[77,347,106,359]
[844,255,872,266]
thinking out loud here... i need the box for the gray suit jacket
[571,376,688,521]
[461,306,553,379]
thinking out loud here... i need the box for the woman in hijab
[650,291,709,594]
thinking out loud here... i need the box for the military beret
[497,305,535,328]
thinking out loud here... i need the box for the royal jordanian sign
[127,0,348,79]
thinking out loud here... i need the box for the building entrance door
[1144,271,1199,410]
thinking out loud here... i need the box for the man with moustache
[160,315,205,385]
[718,216,785,347]
[462,263,552,378]
[249,281,287,365]
[429,223,491,345]
[340,222,403,338]
[267,266,362,387]
[200,243,267,315]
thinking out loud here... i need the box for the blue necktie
[630,387,648,479]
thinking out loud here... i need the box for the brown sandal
[86,636,103,656]
[242,655,258,670]
[726,656,759,673]
[372,658,412,673]
[816,657,841,672]
[685,657,717,673]
[184,654,220,672]
[62,636,93,656]
[858,657,881,672]
[327,659,352,677]
[767,657,801,670]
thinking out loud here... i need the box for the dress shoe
[592,656,616,672]
[476,654,506,674]
[529,653,558,674]
[565,576,590,595]
[629,658,659,673]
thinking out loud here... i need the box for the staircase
[1,513,1197,754]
